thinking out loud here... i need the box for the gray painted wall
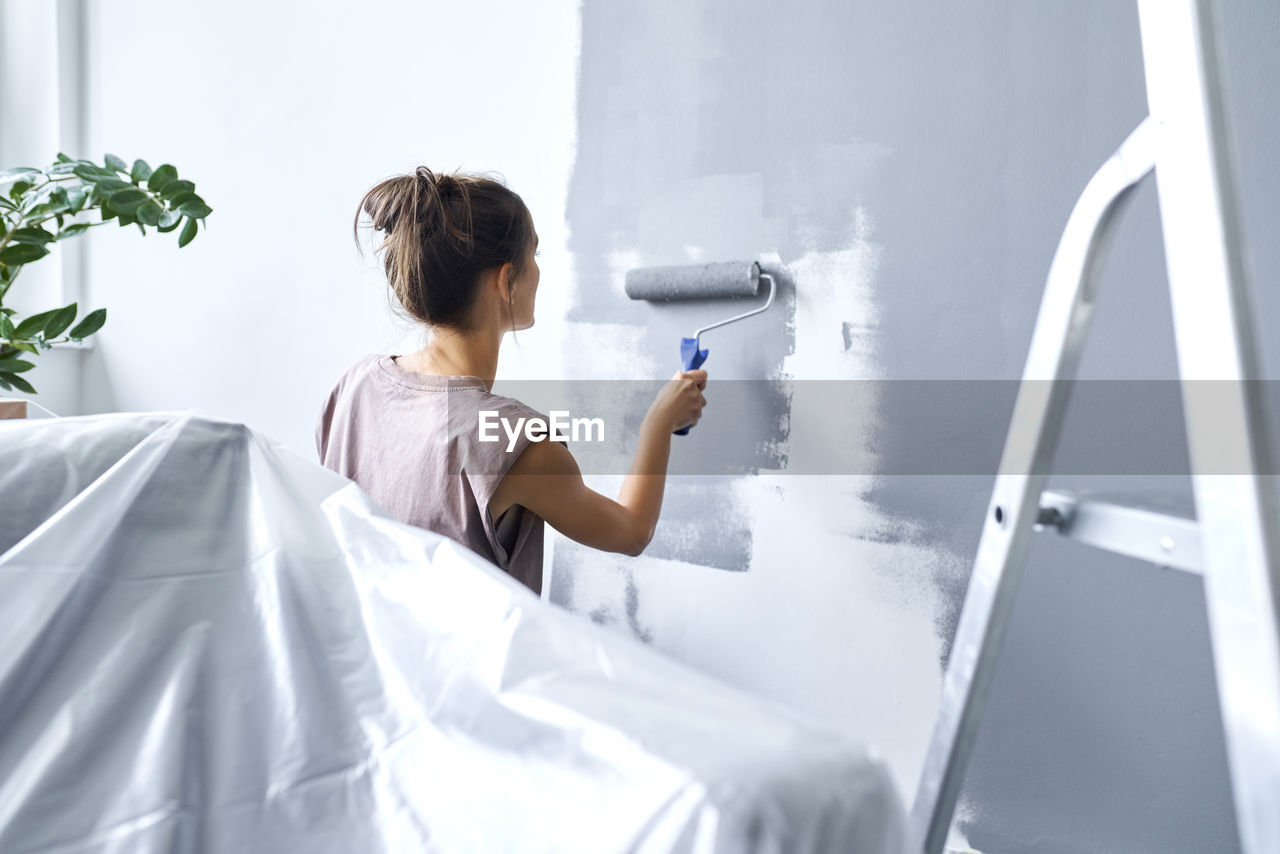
[550,1,1279,851]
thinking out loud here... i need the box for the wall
[0,0,83,419]
[75,0,579,456]
[550,1,1276,852]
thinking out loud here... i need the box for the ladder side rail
[1138,3,1280,852]
[909,120,1158,854]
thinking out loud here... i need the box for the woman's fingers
[680,369,707,388]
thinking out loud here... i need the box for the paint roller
[625,260,777,435]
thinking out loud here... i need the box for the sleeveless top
[315,354,564,595]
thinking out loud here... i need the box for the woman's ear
[496,261,517,299]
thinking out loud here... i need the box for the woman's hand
[645,369,708,433]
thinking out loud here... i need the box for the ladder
[909,2,1280,852]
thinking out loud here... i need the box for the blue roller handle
[674,337,708,436]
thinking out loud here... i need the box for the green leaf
[104,153,129,173]
[0,314,14,339]
[13,309,58,339]
[135,201,163,226]
[25,184,69,210]
[72,164,117,183]
[26,199,71,219]
[1,372,35,394]
[42,303,78,339]
[159,180,195,199]
[130,159,152,182]
[100,203,118,222]
[178,200,213,219]
[0,244,50,265]
[9,180,32,201]
[0,375,10,392]
[47,159,88,176]
[9,227,55,244]
[167,191,199,208]
[68,307,106,339]
[96,178,135,194]
[0,357,35,373]
[58,223,92,239]
[107,188,147,214]
[147,164,178,193]
[0,167,41,184]
[116,213,136,227]
[158,209,182,229]
[21,184,53,207]
[67,187,89,212]
[178,217,198,247]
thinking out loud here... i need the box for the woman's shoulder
[326,353,385,388]
[347,352,385,374]
[316,355,387,415]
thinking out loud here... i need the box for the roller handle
[674,337,708,436]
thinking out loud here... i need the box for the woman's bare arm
[489,370,706,556]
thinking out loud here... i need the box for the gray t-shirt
[315,354,563,595]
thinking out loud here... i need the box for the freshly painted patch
[555,0,949,807]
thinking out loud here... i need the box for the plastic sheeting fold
[0,412,906,853]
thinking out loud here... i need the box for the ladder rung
[1035,490,1203,574]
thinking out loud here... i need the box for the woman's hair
[354,166,533,330]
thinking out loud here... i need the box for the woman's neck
[406,325,502,390]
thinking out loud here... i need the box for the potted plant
[0,153,211,394]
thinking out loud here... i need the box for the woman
[316,167,707,596]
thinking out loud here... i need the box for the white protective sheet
[0,412,906,853]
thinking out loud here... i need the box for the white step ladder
[909,1,1280,852]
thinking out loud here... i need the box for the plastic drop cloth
[0,412,906,854]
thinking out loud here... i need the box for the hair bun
[416,166,455,197]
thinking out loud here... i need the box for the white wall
[78,0,579,456]
[0,0,81,418]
